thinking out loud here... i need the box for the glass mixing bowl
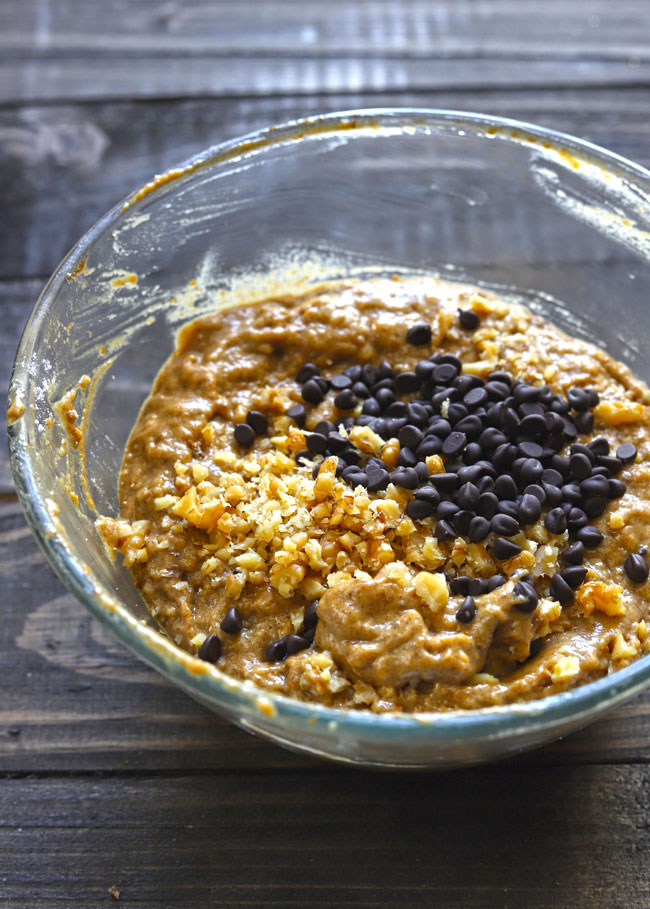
[8,109,650,768]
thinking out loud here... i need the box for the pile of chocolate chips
[223,310,647,665]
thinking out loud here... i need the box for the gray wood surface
[3,2,650,907]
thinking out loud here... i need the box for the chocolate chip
[296,363,320,383]
[523,483,546,503]
[456,596,477,623]
[283,634,310,656]
[334,389,358,411]
[575,411,594,434]
[518,493,542,525]
[198,634,221,663]
[616,443,637,464]
[494,475,518,499]
[245,410,269,435]
[487,574,506,591]
[468,578,488,596]
[562,541,585,564]
[550,573,574,603]
[545,507,568,535]
[518,441,544,459]
[430,472,460,494]
[395,372,420,395]
[302,600,319,631]
[220,607,243,634]
[286,403,306,427]
[569,452,592,480]
[464,387,488,408]
[624,552,649,584]
[576,526,604,548]
[417,436,443,457]
[607,479,626,499]
[327,431,348,453]
[397,447,418,468]
[513,579,538,613]
[406,323,432,345]
[442,431,467,457]
[301,379,325,405]
[415,486,441,506]
[399,425,424,449]
[390,467,419,489]
[468,515,491,543]
[306,432,328,454]
[433,363,458,385]
[366,468,390,492]
[491,514,520,536]
[567,387,590,412]
[493,537,522,560]
[234,423,256,447]
[406,498,437,520]
[435,519,457,541]
[519,458,543,486]
[477,492,499,519]
[449,576,471,597]
[362,398,382,416]
[456,481,479,511]
[561,565,588,589]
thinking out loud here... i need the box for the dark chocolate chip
[399,425,424,449]
[198,634,222,663]
[442,431,467,457]
[491,514,520,536]
[302,379,325,405]
[435,519,457,541]
[306,432,328,454]
[562,541,585,565]
[220,607,243,634]
[296,363,320,383]
[513,579,538,613]
[430,472,460,493]
[493,537,523,560]
[567,387,590,412]
[561,565,588,589]
[234,423,256,447]
[477,492,499,519]
[286,403,306,426]
[458,309,480,331]
[366,468,390,492]
[624,552,649,584]
[545,507,568,535]
[576,526,604,548]
[285,634,311,656]
[608,479,626,499]
[456,596,477,623]
[406,498,437,520]
[487,574,506,591]
[390,467,419,490]
[550,573,574,604]
[468,515,491,543]
[334,389,358,411]
[406,323,432,346]
[617,443,637,464]
[569,453,592,480]
[518,493,542,525]
[456,481,480,511]
[246,410,269,435]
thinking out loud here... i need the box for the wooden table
[3,3,650,906]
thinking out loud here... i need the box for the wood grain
[1,1,649,103]
[2,767,650,907]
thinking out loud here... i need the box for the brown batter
[98,276,650,712]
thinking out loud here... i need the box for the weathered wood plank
[1,90,650,281]
[2,767,650,907]
[2,0,650,56]
[2,0,650,103]
[2,54,649,105]
[2,496,650,772]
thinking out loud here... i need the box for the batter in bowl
[98,276,650,712]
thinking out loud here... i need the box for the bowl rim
[9,106,650,747]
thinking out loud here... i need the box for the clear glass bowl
[8,109,650,768]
